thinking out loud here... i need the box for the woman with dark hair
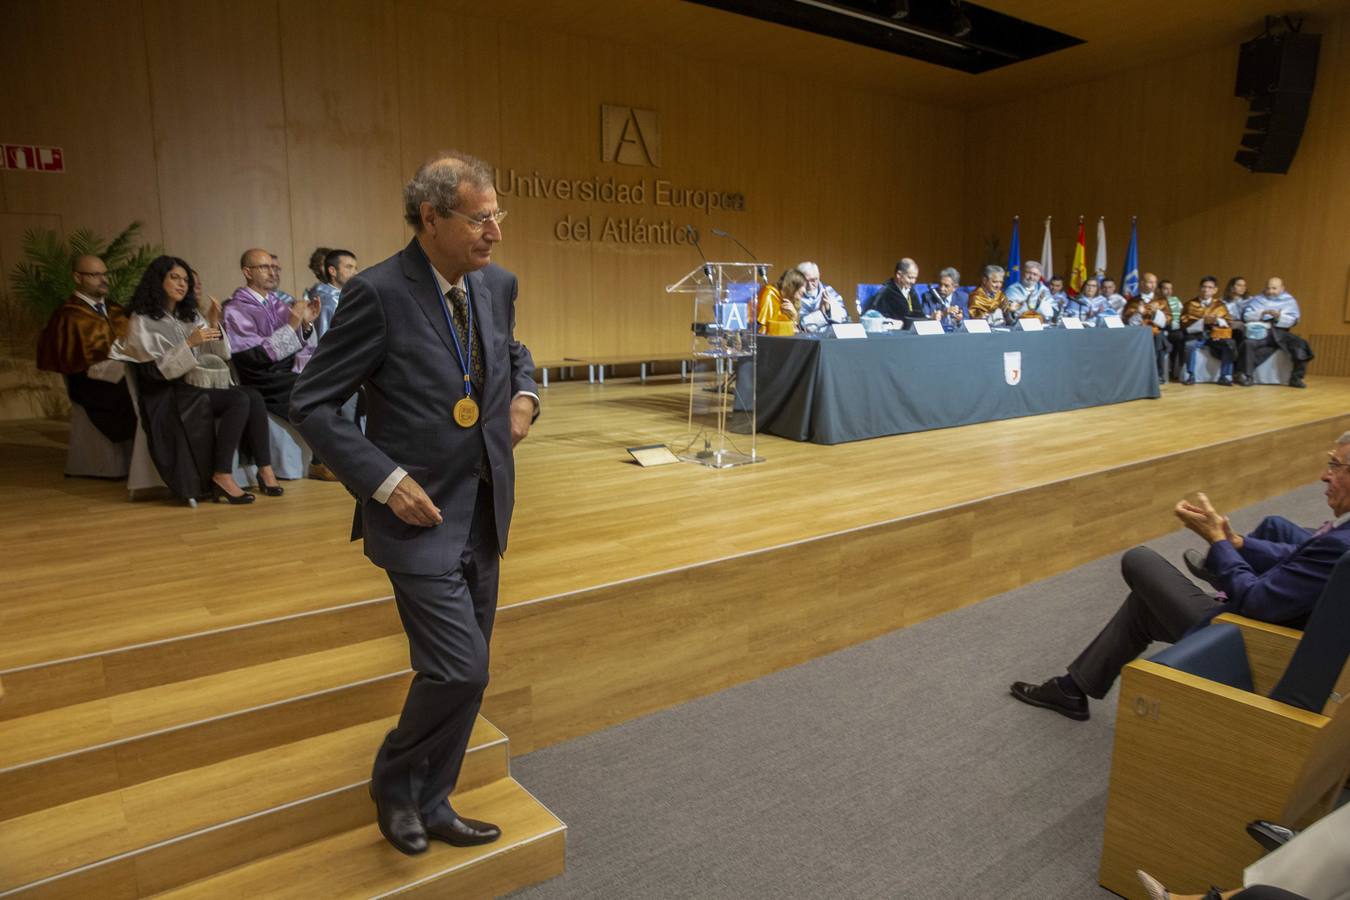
[113,255,283,504]
[1222,275,1250,363]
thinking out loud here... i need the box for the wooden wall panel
[963,5,1350,337]
[278,0,406,295]
[142,0,294,301]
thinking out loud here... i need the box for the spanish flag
[1068,217,1088,297]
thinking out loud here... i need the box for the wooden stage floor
[4,375,1350,674]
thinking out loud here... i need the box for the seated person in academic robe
[870,258,927,327]
[1159,279,1187,381]
[222,247,319,418]
[966,264,1010,325]
[1122,292,1172,382]
[923,267,968,332]
[1046,276,1069,319]
[1100,276,1126,314]
[795,261,849,332]
[756,267,803,336]
[35,254,136,443]
[1221,275,1251,356]
[111,255,283,504]
[1237,277,1313,388]
[1004,260,1056,323]
[1009,435,1350,722]
[1179,275,1237,385]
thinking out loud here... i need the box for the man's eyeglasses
[75,271,109,278]
[1326,456,1350,474]
[446,208,507,232]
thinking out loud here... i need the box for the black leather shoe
[369,782,428,856]
[1217,376,1233,386]
[425,815,502,847]
[1010,678,1090,721]
[1183,548,1221,588]
[259,482,284,497]
[1234,372,1250,386]
[1290,376,1307,388]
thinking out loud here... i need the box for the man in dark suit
[291,151,539,854]
[870,258,927,326]
[1010,434,1350,721]
[922,266,969,332]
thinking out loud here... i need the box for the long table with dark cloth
[754,327,1160,444]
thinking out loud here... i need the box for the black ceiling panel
[681,0,1083,74]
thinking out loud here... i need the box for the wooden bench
[563,352,695,384]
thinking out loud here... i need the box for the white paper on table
[1016,317,1044,332]
[911,319,944,336]
[1101,316,1124,329]
[828,322,868,340]
[962,319,992,334]
[1060,317,1085,330]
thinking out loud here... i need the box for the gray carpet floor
[510,483,1329,900]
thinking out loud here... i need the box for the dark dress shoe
[425,814,502,847]
[1290,376,1307,388]
[1010,678,1090,721]
[259,482,284,496]
[369,783,428,856]
[1246,819,1297,852]
[1183,548,1221,588]
[1217,376,1233,386]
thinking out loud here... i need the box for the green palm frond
[8,222,161,319]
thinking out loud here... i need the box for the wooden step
[153,778,565,900]
[1,637,411,820]
[0,598,401,721]
[0,718,508,896]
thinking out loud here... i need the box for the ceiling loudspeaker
[1234,24,1320,174]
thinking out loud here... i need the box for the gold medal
[453,396,480,427]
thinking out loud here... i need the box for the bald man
[36,254,136,443]
[1237,277,1313,388]
[224,249,329,477]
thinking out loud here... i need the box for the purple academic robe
[222,287,316,417]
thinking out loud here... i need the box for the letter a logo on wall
[601,105,661,167]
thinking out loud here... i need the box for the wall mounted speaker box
[1234,31,1320,174]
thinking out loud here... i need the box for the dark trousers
[1239,328,1311,381]
[206,384,271,473]
[1151,331,1168,381]
[1166,329,1187,379]
[1068,546,1220,698]
[1233,888,1308,900]
[374,478,499,821]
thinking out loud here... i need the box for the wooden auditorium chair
[1098,551,1350,898]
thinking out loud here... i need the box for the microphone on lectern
[687,225,713,278]
[711,228,759,262]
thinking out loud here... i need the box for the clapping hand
[205,296,222,327]
[306,294,322,324]
[187,325,222,348]
[1174,492,1229,544]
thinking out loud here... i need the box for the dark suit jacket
[291,239,536,575]
[1201,519,1350,628]
[871,281,927,324]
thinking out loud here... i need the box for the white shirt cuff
[373,467,408,504]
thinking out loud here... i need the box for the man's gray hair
[403,151,495,230]
[1337,431,1350,445]
[982,264,1005,279]
[797,261,820,278]
[939,267,960,283]
[1024,259,1042,272]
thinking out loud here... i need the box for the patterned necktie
[447,285,485,393]
[94,301,107,319]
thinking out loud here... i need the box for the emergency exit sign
[3,145,65,172]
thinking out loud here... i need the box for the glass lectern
[665,262,767,468]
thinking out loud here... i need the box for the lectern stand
[665,262,767,468]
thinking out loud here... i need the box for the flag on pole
[1121,217,1140,298]
[1039,216,1054,282]
[1068,217,1087,297]
[1006,216,1021,285]
[1093,216,1107,280]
